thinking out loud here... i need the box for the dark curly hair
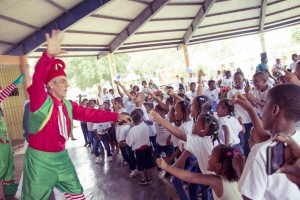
[219,99,235,117]
[194,95,210,120]
[203,113,220,145]
[177,100,190,123]
[214,144,239,182]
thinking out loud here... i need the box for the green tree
[64,54,130,91]
[291,25,300,44]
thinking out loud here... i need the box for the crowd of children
[74,59,300,200]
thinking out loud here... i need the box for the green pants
[22,147,83,200]
[0,142,15,182]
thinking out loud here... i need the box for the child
[216,99,244,154]
[87,99,97,152]
[93,119,113,163]
[227,72,252,157]
[220,71,233,88]
[126,109,155,185]
[157,144,243,200]
[246,72,273,117]
[204,80,219,103]
[232,84,300,200]
[153,105,175,178]
[116,117,139,178]
[151,109,219,200]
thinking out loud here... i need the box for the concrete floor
[7,121,176,200]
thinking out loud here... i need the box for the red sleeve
[27,51,54,112]
[70,101,119,123]
[0,83,16,103]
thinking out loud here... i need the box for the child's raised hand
[198,69,205,78]
[230,92,253,111]
[150,110,164,124]
[46,30,67,56]
[156,158,168,170]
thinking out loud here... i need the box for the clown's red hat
[45,59,66,84]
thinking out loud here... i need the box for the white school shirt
[238,130,300,200]
[218,116,242,145]
[253,84,273,117]
[227,88,251,124]
[123,96,135,114]
[204,88,219,102]
[185,134,214,174]
[289,61,298,73]
[126,122,151,151]
[87,122,94,131]
[220,77,233,88]
[116,124,131,142]
[118,107,127,114]
[213,176,243,200]
[135,104,150,121]
[178,121,193,151]
[92,122,111,135]
[187,90,197,102]
[154,123,171,146]
[102,93,112,102]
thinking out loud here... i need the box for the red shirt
[28,52,118,152]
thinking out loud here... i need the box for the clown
[21,30,130,200]
[0,73,25,197]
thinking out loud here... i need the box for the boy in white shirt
[220,71,233,88]
[93,121,113,163]
[232,84,300,200]
[116,120,139,178]
[227,72,252,157]
[126,109,155,185]
[246,72,273,117]
[204,80,219,112]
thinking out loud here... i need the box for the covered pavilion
[0,0,300,141]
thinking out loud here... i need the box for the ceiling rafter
[109,0,171,53]
[183,0,216,45]
[0,14,39,30]
[5,0,111,55]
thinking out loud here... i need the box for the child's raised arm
[196,69,204,97]
[147,92,169,113]
[114,80,124,98]
[157,158,222,195]
[150,110,187,141]
[116,81,133,100]
[231,92,271,142]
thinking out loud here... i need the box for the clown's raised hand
[45,30,67,56]
[13,73,25,85]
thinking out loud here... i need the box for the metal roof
[1,0,300,58]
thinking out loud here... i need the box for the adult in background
[22,30,129,200]
[288,53,298,72]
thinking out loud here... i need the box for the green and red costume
[0,83,19,196]
[22,52,119,200]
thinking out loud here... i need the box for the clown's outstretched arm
[0,73,25,104]
[27,30,67,112]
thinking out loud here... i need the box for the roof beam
[5,0,111,56]
[44,0,68,13]
[65,30,118,36]
[109,0,171,53]
[0,14,39,30]
[259,0,267,32]
[91,14,132,22]
[183,0,216,45]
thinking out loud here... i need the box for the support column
[19,55,30,100]
[182,45,190,68]
[259,32,267,53]
[107,53,118,91]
